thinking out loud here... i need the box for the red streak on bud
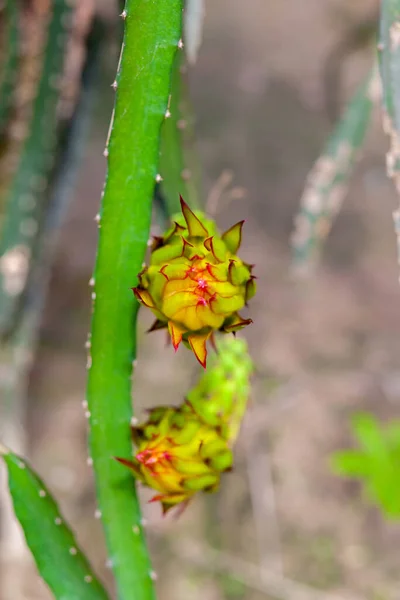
[159,265,169,280]
[136,449,153,465]
[136,447,173,477]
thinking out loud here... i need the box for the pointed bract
[151,236,164,251]
[203,235,226,262]
[147,319,167,332]
[132,287,154,308]
[180,195,209,237]
[114,457,143,479]
[168,321,184,350]
[222,314,253,332]
[222,220,245,254]
[245,277,256,302]
[188,332,210,367]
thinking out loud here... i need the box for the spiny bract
[133,196,256,367]
[116,405,233,514]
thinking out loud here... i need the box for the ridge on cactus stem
[116,405,233,514]
[133,196,256,367]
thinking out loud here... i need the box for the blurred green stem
[0,0,18,134]
[157,49,202,217]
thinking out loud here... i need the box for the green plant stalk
[87,2,183,599]
[158,49,202,216]
[379,0,400,126]
[0,0,72,335]
[0,444,109,600]
[379,1,400,264]
[0,0,19,134]
[291,67,376,272]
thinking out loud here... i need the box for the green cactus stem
[0,0,73,336]
[158,50,202,216]
[86,1,183,599]
[379,0,400,131]
[0,0,19,135]
[0,444,109,600]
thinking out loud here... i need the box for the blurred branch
[206,169,247,217]
[242,414,284,577]
[291,67,378,274]
[0,0,74,337]
[323,9,378,123]
[172,538,364,600]
[379,0,400,271]
[184,0,205,65]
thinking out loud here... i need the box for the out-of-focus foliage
[0,0,75,335]
[332,413,400,518]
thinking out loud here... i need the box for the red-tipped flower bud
[133,197,256,366]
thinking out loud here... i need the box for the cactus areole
[133,197,256,366]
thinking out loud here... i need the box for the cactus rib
[158,50,202,216]
[0,0,73,335]
[291,68,376,272]
[0,0,19,135]
[1,445,109,600]
[87,2,183,599]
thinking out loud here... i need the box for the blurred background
[4,0,400,598]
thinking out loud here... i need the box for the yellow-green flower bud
[116,405,233,514]
[133,197,256,367]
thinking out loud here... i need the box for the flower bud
[133,197,256,367]
[116,405,233,514]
